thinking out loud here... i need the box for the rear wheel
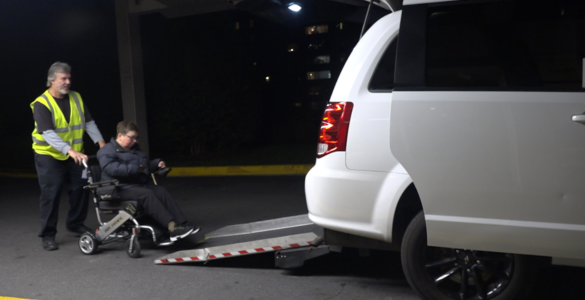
[401,211,539,300]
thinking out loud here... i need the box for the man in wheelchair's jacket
[97,121,198,242]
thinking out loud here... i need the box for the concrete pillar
[115,0,149,155]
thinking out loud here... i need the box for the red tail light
[317,102,353,158]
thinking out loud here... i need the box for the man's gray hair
[46,62,71,87]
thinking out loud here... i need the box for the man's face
[51,72,71,95]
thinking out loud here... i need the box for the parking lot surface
[0,175,583,300]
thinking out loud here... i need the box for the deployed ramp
[204,214,313,239]
[155,232,317,264]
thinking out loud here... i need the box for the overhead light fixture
[288,3,301,12]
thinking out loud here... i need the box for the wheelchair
[78,158,173,258]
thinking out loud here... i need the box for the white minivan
[305,0,585,299]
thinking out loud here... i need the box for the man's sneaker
[190,227,201,235]
[170,224,194,242]
[157,237,175,247]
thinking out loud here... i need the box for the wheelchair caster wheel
[126,237,141,258]
[79,233,99,255]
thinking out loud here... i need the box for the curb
[0,165,314,178]
[171,164,314,176]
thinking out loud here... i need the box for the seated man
[97,120,199,242]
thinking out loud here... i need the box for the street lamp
[288,3,301,12]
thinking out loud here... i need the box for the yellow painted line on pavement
[0,297,37,300]
[169,164,314,177]
[0,165,315,178]
[0,171,38,178]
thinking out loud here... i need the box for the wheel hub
[454,249,480,275]
[424,247,514,300]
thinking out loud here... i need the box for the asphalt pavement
[0,175,417,300]
[0,175,584,300]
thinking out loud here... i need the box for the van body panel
[305,152,412,241]
[390,91,585,259]
[341,12,401,172]
[304,11,410,241]
[306,0,585,269]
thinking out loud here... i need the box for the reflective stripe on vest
[31,90,86,160]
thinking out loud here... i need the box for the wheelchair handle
[82,155,97,169]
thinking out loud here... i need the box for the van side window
[369,37,398,91]
[426,0,585,91]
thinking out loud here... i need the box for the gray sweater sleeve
[42,121,104,155]
[42,130,71,155]
[85,120,105,144]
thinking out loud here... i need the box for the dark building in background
[230,10,363,141]
[140,2,389,164]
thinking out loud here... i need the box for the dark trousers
[34,153,89,240]
[117,185,187,229]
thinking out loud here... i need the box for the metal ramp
[205,214,313,239]
[155,215,319,265]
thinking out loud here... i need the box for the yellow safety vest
[31,90,86,160]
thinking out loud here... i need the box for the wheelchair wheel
[126,237,141,258]
[79,233,98,255]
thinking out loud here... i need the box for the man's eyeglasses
[124,134,139,141]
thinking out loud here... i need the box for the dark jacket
[97,137,161,187]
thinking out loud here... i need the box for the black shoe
[42,240,58,251]
[190,227,201,235]
[67,225,92,235]
[170,224,194,242]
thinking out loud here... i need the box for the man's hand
[98,140,106,148]
[67,149,88,166]
[158,161,166,169]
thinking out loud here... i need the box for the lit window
[294,102,302,107]
[337,22,343,30]
[313,55,330,64]
[305,25,329,35]
[307,71,331,80]
[265,76,270,82]
[308,87,321,95]
[235,22,240,30]
[288,43,298,52]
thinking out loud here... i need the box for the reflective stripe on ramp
[155,232,317,264]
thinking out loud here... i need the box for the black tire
[401,211,539,300]
[79,233,99,255]
[126,237,141,258]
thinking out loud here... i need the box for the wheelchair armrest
[84,179,119,189]
[156,167,172,178]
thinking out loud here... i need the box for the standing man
[31,62,106,251]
